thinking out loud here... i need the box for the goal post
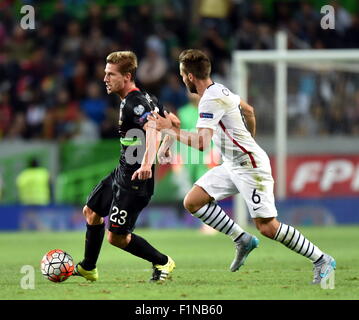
[231,31,359,227]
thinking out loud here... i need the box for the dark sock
[81,223,105,270]
[123,233,168,265]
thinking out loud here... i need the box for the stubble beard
[187,81,197,94]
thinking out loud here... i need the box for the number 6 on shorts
[252,189,261,204]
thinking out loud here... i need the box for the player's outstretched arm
[147,111,213,151]
[181,127,213,151]
[240,100,256,137]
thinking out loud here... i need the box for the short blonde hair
[106,51,138,81]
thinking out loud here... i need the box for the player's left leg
[108,231,168,267]
[254,217,336,284]
[107,231,175,281]
[186,165,259,272]
[108,192,175,282]
[187,166,248,242]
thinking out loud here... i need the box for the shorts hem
[249,211,278,219]
[194,183,218,201]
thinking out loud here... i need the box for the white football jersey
[196,82,271,172]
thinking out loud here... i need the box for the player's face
[104,63,126,94]
[180,64,197,94]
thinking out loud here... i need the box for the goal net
[231,31,359,226]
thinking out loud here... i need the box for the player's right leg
[235,169,336,284]
[72,206,102,281]
[184,165,259,272]
[254,217,336,284]
[73,174,113,281]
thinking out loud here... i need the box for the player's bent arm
[143,121,161,166]
[131,120,159,180]
[240,99,256,137]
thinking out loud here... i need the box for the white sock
[274,223,323,263]
[192,202,244,241]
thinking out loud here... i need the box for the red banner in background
[272,155,359,198]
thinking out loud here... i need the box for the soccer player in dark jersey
[72,51,175,282]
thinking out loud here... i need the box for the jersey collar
[124,87,140,99]
[206,82,215,90]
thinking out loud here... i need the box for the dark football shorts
[86,172,151,235]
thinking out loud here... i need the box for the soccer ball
[40,249,74,282]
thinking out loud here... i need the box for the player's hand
[131,165,152,180]
[147,111,173,131]
[157,148,172,164]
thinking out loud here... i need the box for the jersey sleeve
[196,99,225,130]
[149,94,165,117]
[130,99,153,129]
[131,94,164,129]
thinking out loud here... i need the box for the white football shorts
[195,164,278,219]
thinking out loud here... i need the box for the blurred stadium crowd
[0,0,358,141]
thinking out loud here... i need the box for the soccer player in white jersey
[149,49,336,284]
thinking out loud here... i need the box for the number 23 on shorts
[110,206,128,225]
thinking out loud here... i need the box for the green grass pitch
[1,226,358,300]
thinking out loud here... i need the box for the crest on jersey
[134,104,145,116]
[222,88,229,96]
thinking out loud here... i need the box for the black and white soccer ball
[40,249,74,282]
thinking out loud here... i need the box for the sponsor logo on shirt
[200,112,214,119]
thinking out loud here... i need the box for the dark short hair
[179,49,211,79]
